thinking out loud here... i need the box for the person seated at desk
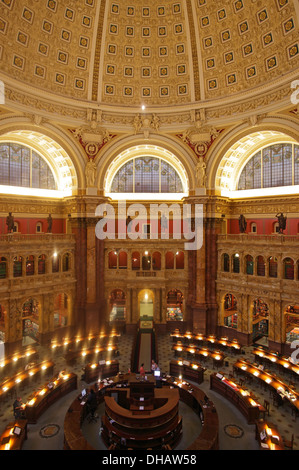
[13,397,25,419]
[151,360,157,373]
[86,388,98,419]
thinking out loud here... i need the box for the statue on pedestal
[85,159,97,187]
[276,212,287,234]
[195,157,207,188]
[47,214,53,233]
[6,212,14,233]
[238,214,247,233]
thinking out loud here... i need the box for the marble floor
[0,332,298,451]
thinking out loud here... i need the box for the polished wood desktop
[172,342,225,367]
[64,345,118,366]
[171,330,242,353]
[169,359,205,384]
[0,348,38,376]
[83,360,119,383]
[210,372,264,424]
[233,359,299,412]
[0,360,54,402]
[24,372,77,423]
[255,419,285,450]
[50,332,120,353]
[170,377,219,450]
[252,347,299,378]
[0,419,28,450]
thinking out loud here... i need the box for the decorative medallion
[39,424,60,438]
[224,424,244,438]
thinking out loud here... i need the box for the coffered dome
[0,0,298,112]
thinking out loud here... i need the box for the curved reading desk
[63,373,219,451]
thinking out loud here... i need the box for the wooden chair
[263,399,270,416]
[283,434,294,450]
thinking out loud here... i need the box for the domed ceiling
[0,0,298,110]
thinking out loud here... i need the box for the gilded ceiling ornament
[178,123,221,158]
[70,125,114,159]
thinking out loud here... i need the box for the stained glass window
[0,143,56,190]
[238,143,298,190]
[111,157,183,193]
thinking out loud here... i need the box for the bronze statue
[276,212,287,234]
[238,214,247,233]
[47,214,53,233]
[6,212,14,233]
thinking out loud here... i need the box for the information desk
[0,419,28,450]
[210,373,264,424]
[63,373,219,451]
[83,360,119,384]
[0,360,54,402]
[172,343,225,367]
[101,377,182,449]
[169,359,205,384]
[252,348,299,379]
[255,419,285,450]
[23,372,77,423]
[233,359,299,412]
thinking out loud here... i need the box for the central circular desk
[63,373,219,451]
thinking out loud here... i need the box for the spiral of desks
[63,373,219,451]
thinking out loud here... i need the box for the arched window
[268,256,278,278]
[26,255,35,276]
[238,143,298,190]
[0,143,56,190]
[257,256,265,277]
[62,253,71,272]
[0,257,7,279]
[132,252,140,270]
[175,251,184,269]
[110,157,184,193]
[250,222,257,233]
[284,258,294,280]
[118,251,127,269]
[38,255,46,274]
[52,254,59,273]
[108,251,117,269]
[222,253,230,272]
[13,256,22,277]
[245,255,253,275]
[36,222,43,233]
[232,254,240,273]
[142,252,151,270]
[152,252,161,270]
[165,252,174,269]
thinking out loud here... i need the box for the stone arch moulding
[206,117,299,194]
[0,119,86,193]
[95,134,197,197]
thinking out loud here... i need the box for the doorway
[138,289,154,328]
